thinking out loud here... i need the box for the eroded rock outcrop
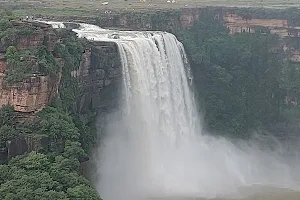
[0,75,60,113]
[90,9,201,31]
[74,41,122,116]
[179,8,202,28]
[224,13,289,35]
[0,21,61,113]
[0,21,57,53]
[223,12,300,63]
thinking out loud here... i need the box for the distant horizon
[2,0,300,17]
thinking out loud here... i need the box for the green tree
[67,184,101,200]
[0,152,102,200]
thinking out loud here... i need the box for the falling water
[46,22,300,200]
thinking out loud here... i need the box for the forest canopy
[178,9,299,136]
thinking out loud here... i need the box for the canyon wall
[46,8,206,31]
[224,13,289,35]
[222,12,300,63]
[0,21,122,115]
[0,21,59,113]
[73,41,122,121]
[223,12,300,39]
[0,21,122,160]
[0,74,59,113]
[90,7,300,65]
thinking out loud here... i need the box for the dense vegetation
[96,10,181,31]
[177,9,299,136]
[0,15,60,84]
[0,12,34,47]
[4,45,61,83]
[0,105,101,199]
[0,13,101,199]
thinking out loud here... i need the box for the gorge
[2,7,300,200]
[49,21,300,199]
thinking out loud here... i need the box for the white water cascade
[46,22,300,200]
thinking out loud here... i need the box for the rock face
[0,75,60,113]
[0,21,60,113]
[0,20,123,160]
[0,21,62,161]
[290,49,300,62]
[16,29,45,51]
[224,13,288,35]
[93,9,203,31]
[223,12,300,63]
[0,21,57,53]
[6,134,49,159]
[223,12,300,39]
[74,41,122,117]
[179,8,201,28]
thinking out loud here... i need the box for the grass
[2,0,300,18]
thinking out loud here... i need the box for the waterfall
[45,22,300,200]
[69,24,216,199]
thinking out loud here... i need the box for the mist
[94,109,300,200]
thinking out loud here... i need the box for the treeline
[177,9,300,136]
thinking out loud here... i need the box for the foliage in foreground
[0,105,101,200]
[0,152,100,200]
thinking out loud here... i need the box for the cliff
[96,8,300,63]
[222,12,300,62]
[73,41,122,121]
[0,21,57,52]
[225,13,286,33]
[41,8,207,31]
[0,74,60,113]
[0,21,59,113]
[0,20,122,160]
